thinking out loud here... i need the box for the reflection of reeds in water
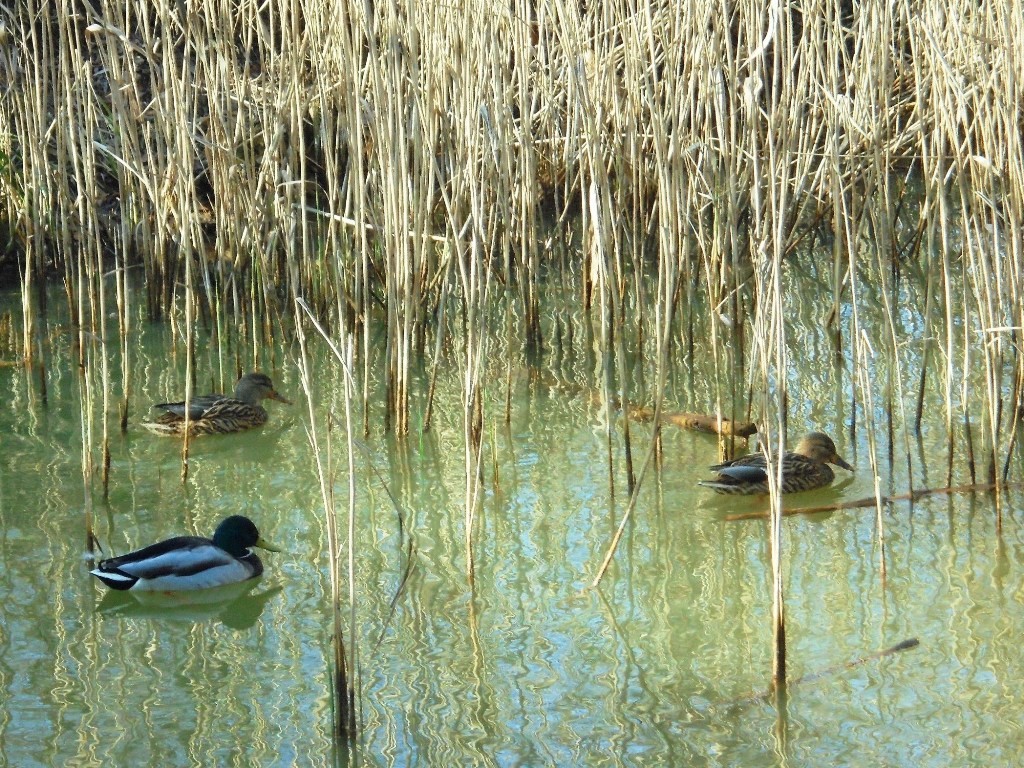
[6,0,1024,731]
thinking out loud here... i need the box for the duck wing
[188,398,269,432]
[714,464,769,483]
[708,452,766,472]
[152,394,228,420]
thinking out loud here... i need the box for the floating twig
[724,482,1024,521]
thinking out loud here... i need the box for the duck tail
[696,480,736,494]
[90,568,138,590]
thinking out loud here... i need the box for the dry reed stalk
[450,223,492,578]
[586,181,620,499]
[179,244,194,482]
[338,338,360,743]
[78,363,96,557]
[112,249,132,433]
[295,298,358,742]
[836,169,890,577]
[95,246,112,499]
[854,326,887,579]
[746,25,790,693]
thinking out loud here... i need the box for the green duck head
[212,515,281,557]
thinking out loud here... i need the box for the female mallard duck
[90,515,280,591]
[698,431,853,494]
[142,372,291,436]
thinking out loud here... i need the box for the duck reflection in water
[94,580,283,631]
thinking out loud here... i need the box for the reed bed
[4,0,1024,713]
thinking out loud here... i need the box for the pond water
[1,268,1023,767]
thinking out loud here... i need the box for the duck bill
[269,390,292,405]
[256,536,283,553]
[834,456,854,472]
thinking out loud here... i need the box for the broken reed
[295,302,359,743]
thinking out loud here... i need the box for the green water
[2,275,1024,767]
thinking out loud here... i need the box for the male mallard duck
[142,372,291,436]
[90,515,280,591]
[698,431,853,494]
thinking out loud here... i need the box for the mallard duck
[698,431,853,494]
[142,372,291,436]
[90,515,281,591]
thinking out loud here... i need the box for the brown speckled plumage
[142,373,290,436]
[698,432,853,495]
